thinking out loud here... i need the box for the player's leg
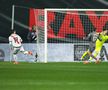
[99,46,105,60]
[93,50,101,64]
[20,46,33,55]
[88,48,97,61]
[83,51,94,64]
[34,52,38,62]
[88,44,99,61]
[93,44,102,63]
[88,52,98,61]
[83,46,96,64]
[13,54,18,64]
[9,47,13,62]
[80,50,88,60]
[13,48,19,64]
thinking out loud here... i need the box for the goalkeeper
[80,29,99,62]
[92,29,108,63]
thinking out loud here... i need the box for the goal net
[44,9,108,62]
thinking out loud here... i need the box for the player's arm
[20,38,22,43]
[9,37,13,49]
[18,35,22,43]
[105,35,108,39]
[97,33,103,41]
[97,31,108,41]
[100,30,108,35]
[83,33,91,41]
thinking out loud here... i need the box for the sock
[23,51,28,55]
[89,57,93,61]
[81,51,88,60]
[89,51,99,61]
[93,51,99,60]
[13,54,17,62]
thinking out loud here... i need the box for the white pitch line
[1,81,108,86]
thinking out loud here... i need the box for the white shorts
[12,46,25,54]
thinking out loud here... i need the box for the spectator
[27,25,37,43]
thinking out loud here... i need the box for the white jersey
[9,34,22,47]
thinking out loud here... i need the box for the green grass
[0,62,108,90]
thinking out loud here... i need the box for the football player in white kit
[9,30,32,64]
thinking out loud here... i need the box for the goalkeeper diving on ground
[81,29,108,64]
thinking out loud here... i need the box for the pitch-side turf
[0,62,108,90]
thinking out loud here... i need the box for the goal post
[44,9,48,63]
[11,5,15,30]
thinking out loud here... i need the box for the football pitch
[0,62,108,90]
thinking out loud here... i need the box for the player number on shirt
[13,37,20,44]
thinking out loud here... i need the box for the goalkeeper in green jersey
[80,29,100,63]
[92,30,108,63]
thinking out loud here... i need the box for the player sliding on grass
[9,30,33,64]
[80,29,100,64]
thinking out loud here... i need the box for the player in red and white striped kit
[9,30,32,64]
